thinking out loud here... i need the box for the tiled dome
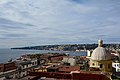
[91,40,111,61]
[91,47,111,60]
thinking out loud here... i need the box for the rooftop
[59,66,80,73]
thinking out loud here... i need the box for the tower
[90,40,112,72]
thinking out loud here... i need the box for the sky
[0,0,120,48]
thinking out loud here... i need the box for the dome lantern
[98,40,103,47]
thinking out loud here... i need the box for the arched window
[100,64,103,68]
[92,63,95,66]
[108,64,111,69]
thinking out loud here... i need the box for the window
[92,63,95,66]
[26,65,28,67]
[100,64,103,68]
[108,64,110,69]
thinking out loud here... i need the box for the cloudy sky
[0,0,120,48]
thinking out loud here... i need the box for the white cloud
[0,0,120,47]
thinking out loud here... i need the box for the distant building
[0,62,17,79]
[14,59,38,78]
[62,57,76,66]
[86,50,92,59]
[111,53,120,72]
[112,62,120,72]
[0,62,17,72]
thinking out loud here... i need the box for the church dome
[91,40,111,61]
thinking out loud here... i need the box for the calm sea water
[0,49,87,63]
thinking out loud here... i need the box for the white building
[111,52,120,72]
[62,57,76,66]
[86,50,92,59]
[112,62,120,72]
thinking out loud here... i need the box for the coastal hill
[11,44,120,51]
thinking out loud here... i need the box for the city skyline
[0,0,120,48]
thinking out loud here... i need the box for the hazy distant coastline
[11,44,120,51]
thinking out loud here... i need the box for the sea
[0,48,87,63]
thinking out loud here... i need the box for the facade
[14,59,38,78]
[0,62,17,79]
[0,59,40,79]
[0,62,17,72]
[90,40,112,72]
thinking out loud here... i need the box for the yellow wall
[90,60,112,72]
